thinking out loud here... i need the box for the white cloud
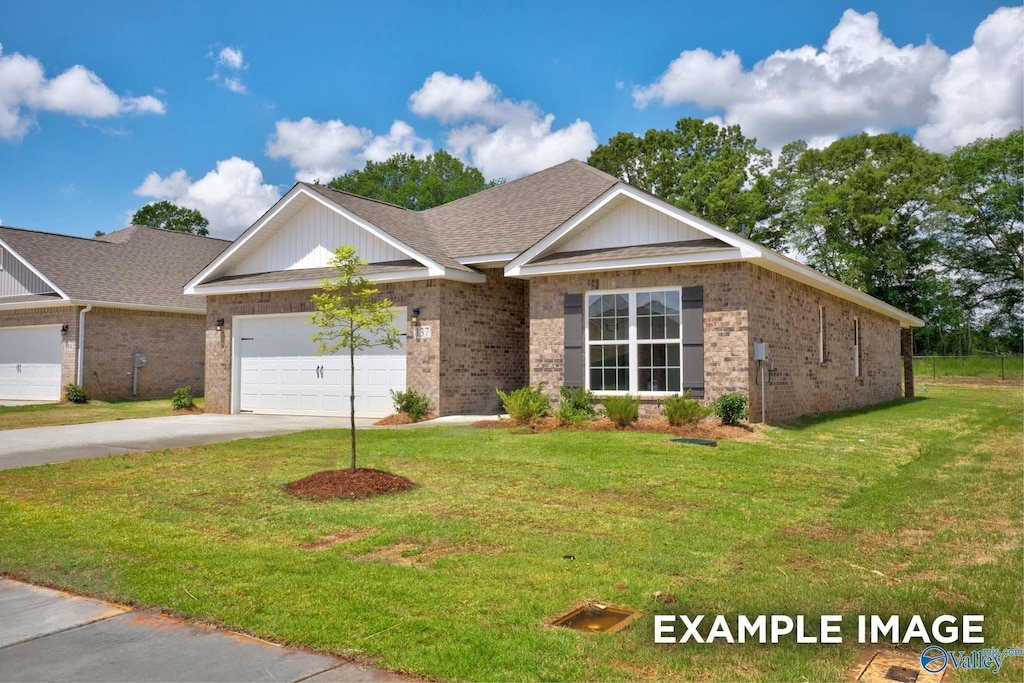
[633,9,969,150]
[134,157,280,238]
[217,47,245,71]
[916,6,1024,152]
[265,116,432,181]
[0,43,165,140]
[209,45,248,94]
[408,71,597,178]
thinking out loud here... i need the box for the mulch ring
[283,468,415,501]
[473,416,753,441]
[373,412,436,426]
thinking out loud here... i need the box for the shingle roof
[205,261,426,287]
[533,238,731,266]
[0,225,229,310]
[424,159,620,258]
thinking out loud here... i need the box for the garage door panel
[0,326,62,401]
[236,311,406,417]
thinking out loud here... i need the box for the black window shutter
[563,293,583,387]
[680,286,704,396]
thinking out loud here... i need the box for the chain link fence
[913,355,1023,380]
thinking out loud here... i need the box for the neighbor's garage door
[0,325,62,401]
[236,311,406,417]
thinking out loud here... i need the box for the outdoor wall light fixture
[215,318,225,331]
[411,308,421,325]
[60,323,69,335]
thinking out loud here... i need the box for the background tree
[310,246,401,471]
[770,132,946,317]
[328,150,496,210]
[131,201,210,236]
[588,118,780,247]
[939,129,1023,350]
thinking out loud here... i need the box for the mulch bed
[373,412,436,426]
[283,468,415,501]
[472,416,753,441]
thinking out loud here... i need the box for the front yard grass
[0,385,1020,681]
[0,397,204,431]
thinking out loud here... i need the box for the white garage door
[235,311,406,417]
[0,325,62,401]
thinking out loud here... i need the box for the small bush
[712,392,749,426]
[663,391,712,426]
[390,388,430,422]
[603,395,640,428]
[496,385,550,424]
[172,385,195,410]
[556,385,598,425]
[63,383,88,404]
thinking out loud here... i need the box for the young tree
[310,246,401,471]
[131,201,210,236]
[328,150,497,210]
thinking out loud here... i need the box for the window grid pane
[638,343,681,392]
[637,290,681,340]
[588,343,630,391]
[588,294,629,341]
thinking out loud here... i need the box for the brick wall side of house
[81,307,206,400]
[0,305,80,393]
[746,264,903,422]
[203,283,441,414]
[527,263,752,409]
[439,269,528,414]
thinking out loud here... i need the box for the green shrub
[556,386,598,425]
[63,383,89,404]
[390,388,430,422]
[663,391,712,426]
[172,385,195,410]
[496,385,550,424]
[712,392,749,426]
[603,395,639,428]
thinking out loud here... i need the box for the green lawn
[0,397,204,431]
[0,386,1020,681]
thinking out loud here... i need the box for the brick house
[186,160,922,423]
[0,225,228,401]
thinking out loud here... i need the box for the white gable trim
[0,237,68,300]
[505,184,761,276]
[185,185,445,294]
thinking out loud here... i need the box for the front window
[586,289,682,394]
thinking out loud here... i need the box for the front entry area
[234,311,406,417]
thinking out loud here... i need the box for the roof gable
[0,225,228,311]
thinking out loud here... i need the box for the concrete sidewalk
[0,414,373,471]
[0,579,406,682]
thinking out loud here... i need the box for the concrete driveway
[0,579,405,682]
[0,414,373,471]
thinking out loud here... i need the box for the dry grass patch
[301,528,379,551]
[354,539,502,568]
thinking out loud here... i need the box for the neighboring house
[0,225,228,401]
[186,160,922,423]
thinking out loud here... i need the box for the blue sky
[1,1,1020,239]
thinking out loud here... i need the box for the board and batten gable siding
[228,201,409,276]
[556,197,707,253]
[0,248,55,297]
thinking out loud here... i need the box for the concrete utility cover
[846,648,950,683]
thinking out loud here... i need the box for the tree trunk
[349,321,357,473]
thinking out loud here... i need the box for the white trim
[505,184,760,276]
[0,237,68,299]
[755,252,923,328]
[0,299,72,312]
[185,185,446,294]
[192,266,485,296]
[455,253,519,267]
[510,248,743,278]
[76,304,92,386]
[0,299,203,314]
[584,286,684,396]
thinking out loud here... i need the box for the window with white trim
[586,288,682,394]
[853,316,861,377]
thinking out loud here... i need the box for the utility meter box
[132,352,148,368]
[753,341,769,362]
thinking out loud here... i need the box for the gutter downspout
[76,304,93,386]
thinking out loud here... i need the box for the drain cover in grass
[669,437,717,447]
